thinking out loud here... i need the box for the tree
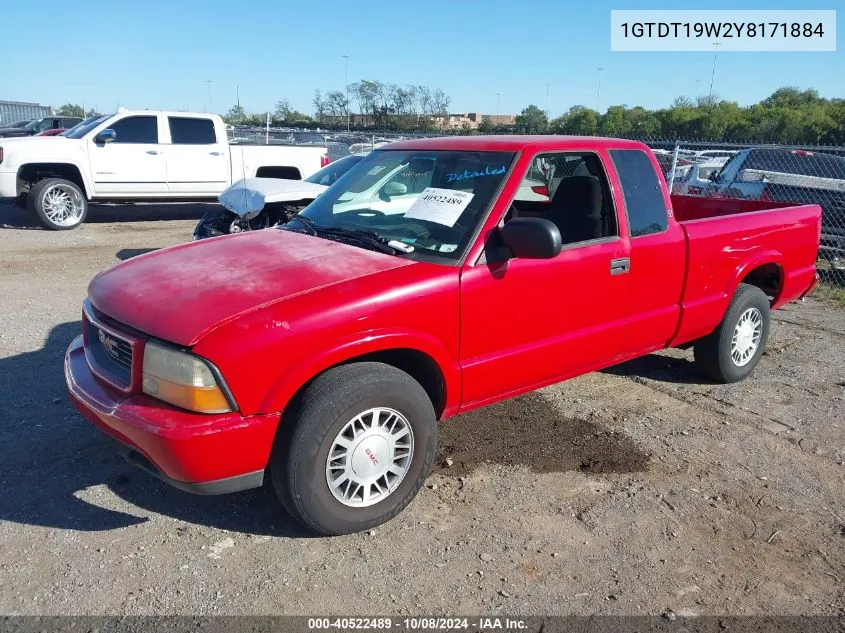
[56,103,84,117]
[274,99,293,121]
[313,90,328,123]
[223,103,247,124]
[515,105,548,134]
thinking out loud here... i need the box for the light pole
[596,67,604,113]
[545,83,549,116]
[696,78,700,103]
[708,42,721,104]
[343,54,350,132]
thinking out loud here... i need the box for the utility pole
[596,67,604,113]
[343,54,350,132]
[708,42,721,104]
[696,79,701,103]
[236,85,240,108]
[496,93,500,117]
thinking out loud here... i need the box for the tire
[27,178,88,230]
[271,362,437,536]
[694,283,771,383]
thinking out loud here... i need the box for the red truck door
[459,151,631,409]
[605,149,686,357]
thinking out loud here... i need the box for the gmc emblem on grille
[98,329,120,358]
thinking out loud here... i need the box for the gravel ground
[0,200,843,616]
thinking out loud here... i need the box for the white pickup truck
[0,110,328,230]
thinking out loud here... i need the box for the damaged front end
[192,177,328,241]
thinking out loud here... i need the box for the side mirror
[499,217,562,260]
[95,129,116,144]
[382,181,408,198]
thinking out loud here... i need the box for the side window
[168,117,216,144]
[110,116,158,144]
[509,152,617,245]
[609,149,668,238]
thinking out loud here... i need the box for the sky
[1,0,841,119]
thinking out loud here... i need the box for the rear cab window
[168,117,217,144]
[609,149,669,237]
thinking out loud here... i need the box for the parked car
[193,153,367,239]
[0,116,82,138]
[65,135,820,536]
[704,147,845,268]
[0,110,329,230]
[652,151,694,179]
[37,128,69,137]
[0,119,34,128]
[670,157,729,195]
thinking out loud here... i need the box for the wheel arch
[260,331,460,422]
[17,162,91,198]
[732,254,785,307]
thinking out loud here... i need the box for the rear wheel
[270,362,437,535]
[694,283,770,383]
[28,178,88,230]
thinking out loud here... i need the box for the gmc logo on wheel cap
[365,448,379,465]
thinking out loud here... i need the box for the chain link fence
[226,125,845,287]
[660,141,845,287]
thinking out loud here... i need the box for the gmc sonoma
[65,136,821,535]
[0,111,328,230]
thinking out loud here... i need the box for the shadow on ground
[602,352,705,385]
[0,201,211,229]
[115,248,160,260]
[433,391,651,476]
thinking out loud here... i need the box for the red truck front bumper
[64,335,279,494]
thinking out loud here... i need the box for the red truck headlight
[142,341,233,414]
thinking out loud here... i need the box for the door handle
[146,150,160,155]
[210,151,223,156]
[610,257,631,275]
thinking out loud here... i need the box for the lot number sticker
[404,187,474,227]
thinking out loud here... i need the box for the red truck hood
[89,229,415,346]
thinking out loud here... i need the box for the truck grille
[83,311,134,389]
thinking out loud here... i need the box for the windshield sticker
[404,187,474,227]
[367,165,388,176]
[446,165,507,183]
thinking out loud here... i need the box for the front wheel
[28,178,88,230]
[694,283,771,383]
[271,362,437,535]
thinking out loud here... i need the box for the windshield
[304,154,364,186]
[288,149,516,263]
[65,114,112,139]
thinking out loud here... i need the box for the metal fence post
[667,141,680,193]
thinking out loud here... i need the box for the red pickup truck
[65,136,821,535]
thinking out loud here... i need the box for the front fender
[259,327,462,418]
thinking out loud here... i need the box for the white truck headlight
[142,341,233,414]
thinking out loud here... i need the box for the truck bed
[669,194,821,347]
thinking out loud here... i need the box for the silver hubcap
[42,184,83,227]
[731,307,763,367]
[326,407,414,508]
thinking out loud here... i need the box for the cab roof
[379,135,650,153]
